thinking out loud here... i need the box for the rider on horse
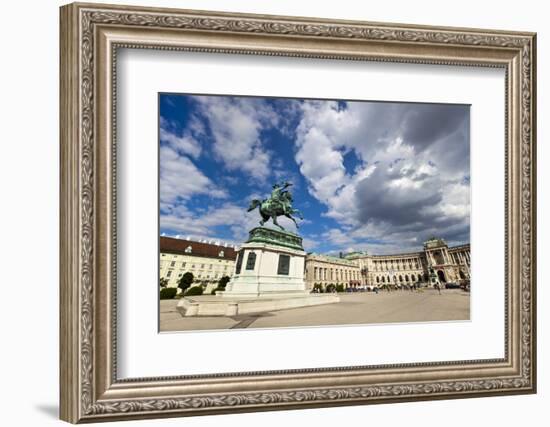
[248,181,303,231]
[269,181,292,214]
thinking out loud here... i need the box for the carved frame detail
[60,2,536,423]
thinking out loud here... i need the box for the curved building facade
[306,237,470,290]
[304,254,361,290]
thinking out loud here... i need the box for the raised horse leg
[291,208,304,220]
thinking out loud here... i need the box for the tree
[218,275,231,289]
[177,272,194,294]
[159,277,168,288]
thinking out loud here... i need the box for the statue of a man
[270,181,292,212]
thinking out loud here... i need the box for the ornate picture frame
[60,2,536,423]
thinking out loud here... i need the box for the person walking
[435,283,441,295]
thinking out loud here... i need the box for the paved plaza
[160,288,470,332]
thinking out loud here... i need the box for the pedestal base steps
[177,293,340,317]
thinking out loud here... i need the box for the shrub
[160,287,177,300]
[218,275,231,289]
[326,284,336,293]
[312,283,324,293]
[185,286,203,296]
[211,287,225,295]
[336,284,345,292]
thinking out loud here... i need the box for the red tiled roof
[160,236,237,261]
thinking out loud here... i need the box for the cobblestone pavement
[159,288,470,332]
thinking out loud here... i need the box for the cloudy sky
[159,93,470,255]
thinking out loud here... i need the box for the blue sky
[159,93,470,255]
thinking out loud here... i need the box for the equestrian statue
[247,181,304,231]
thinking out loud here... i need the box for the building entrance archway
[437,270,447,283]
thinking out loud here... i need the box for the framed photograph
[60,2,537,423]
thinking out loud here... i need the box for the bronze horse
[248,186,303,231]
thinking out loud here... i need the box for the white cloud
[195,96,279,181]
[160,127,201,158]
[295,126,348,201]
[159,96,470,255]
[160,146,226,205]
[159,115,203,159]
[293,100,471,252]
[161,203,241,234]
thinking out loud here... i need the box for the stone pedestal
[221,227,308,298]
[177,227,340,317]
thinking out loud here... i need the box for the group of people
[372,282,442,294]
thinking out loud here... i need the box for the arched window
[411,274,416,282]
[405,274,409,282]
[185,245,192,253]
[376,276,380,283]
[381,276,385,283]
[399,275,403,282]
[218,250,224,257]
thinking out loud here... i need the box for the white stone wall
[223,243,308,296]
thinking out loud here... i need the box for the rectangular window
[170,261,175,267]
[277,254,290,275]
[245,252,257,270]
[166,270,172,277]
[235,251,244,275]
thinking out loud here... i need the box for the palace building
[343,237,471,288]
[160,235,470,293]
[159,236,238,293]
[304,253,362,290]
